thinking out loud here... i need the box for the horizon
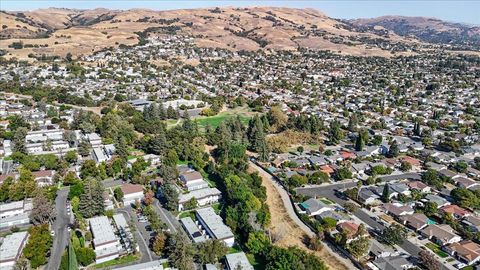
[1,1,479,25]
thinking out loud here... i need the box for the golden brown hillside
[0,6,463,60]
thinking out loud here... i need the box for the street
[153,200,181,233]
[46,188,70,270]
[296,184,451,270]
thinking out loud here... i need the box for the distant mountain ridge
[0,7,478,60]
[350,16,480,47]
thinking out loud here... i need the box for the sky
[2,1,479,25]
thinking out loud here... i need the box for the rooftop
[196,207,234,241]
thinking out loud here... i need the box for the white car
[455,263,466,269]
[50,230,55,236]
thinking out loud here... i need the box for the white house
[88,216,121,264]
[0,231,29,269]
[178,187,221,211]
[120,184,144,205]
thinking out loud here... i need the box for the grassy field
[167,106,254,131]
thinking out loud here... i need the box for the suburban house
[462,215,480,232]
[382,203,414,219]
[423,194,450,208]
[120,183,144,205]
[420,224,462,246]
[0,231,29,269]
[196,207,235,247]
[225,252,254,270]
[440,204,471,219]
[453,177,480,189]
[32,170,55,187]
[179,171,209,191]
[399,213,430,231]
[88,216,121,264]
[358,187,380,205]
[0,199,32,229]
[445,240,480,265]
[407,181,431,193]
[369,255,414,270]
[178,187,221,211]
[299,198,334,216]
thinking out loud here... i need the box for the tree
[343,202,358,213]
[387,140,399,158]
[355,134,364,151]
[162,184,179,211]
[143,189,155,205]
[246,231,269,254]
[184,197,197,210]
[381,184,390,203]
[454,161,468,173]
[346,236,369,258]
[78,178,105,218]
[77,140,91,157]
[67,242,79,270]
[328,120,344,145]
[381,224,406,246]
[247,115,270,161]
[75,247,95,266]
[267,106,288,132]
[400,161,412,172]
[12,127,28,154]
[334,167,352,181]
[23,224,53,268]
[419,250,440,270]
[63,171,79,186]
[306,235,323,251]
[348,113,358,132]
[65,150,78,164]
[424,201,438,216]
[30,189,54,225]
[166,232,195,270]
[114,187,124,202]
[152,232,167,256]
[80,160,98,179]
[195,239,228,264]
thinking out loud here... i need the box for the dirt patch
[250,165,349,270]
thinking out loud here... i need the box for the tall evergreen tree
[387,140,399,158]
[328,119,344,145]
[68,242,79,270]
[247,115,269,161]
[382,184,390,203]
[355,134,364,151]
[78,178,104,218]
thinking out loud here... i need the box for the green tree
[184,197,197,210]
[166,232,195,270]
[162,184,179,211]
[246,231,269,254]
[195,239,228,264]
[381,184,390,203]
[381,224,406,246]
[114,187,124,202]
[78,178,105,218]
[424,201,438,216]
[328,120,344,145]
[80,160,98,179]
[23,224,53,268]
[75,247,95,266]
[152,232,167,256]
[387,140,399,158]
[355,134,364,151]
[65,150,78,164]
[77,140,91,157]
[346,236,370,258]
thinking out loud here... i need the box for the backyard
[425,242,449,258]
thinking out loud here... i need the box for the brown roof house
[120,183,144,205]
[445,240,480,265]
[399,213,429,231]
[420,224,462,246]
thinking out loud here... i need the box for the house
[389,183,411,197]
[299,198,333,216]
[445,240,480,265]
[407,181,431,193]
[86,133,102,147]
[399,156,421,169]
[339,151,356,160]
[320,165,335,175]
[88,216,121,264]
[225,252,254,270]
[316,210,351,224]
[196,207,235,247]
[179,171,209,191]
[369,255,413,270]
[178,187,221,211]
[399,213,429,231]
[453,177,479,189]
[462,215,480,232]
[382,203,414,218]
[0,231,29,269]
[358,187,380,205]
[423,194,450,208]
[420,224,462,246]
[440,204,471,219]
[32,170,55,187]
[120,184,144,205]
[308,156,328,166]
[337,221,360,238]
[142,154,161,165]
[180,217,207,243]
[0,200,32,229]
[369,239,396,259]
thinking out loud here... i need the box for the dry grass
[250,164,349,270]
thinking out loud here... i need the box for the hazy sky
[2,1,479,25]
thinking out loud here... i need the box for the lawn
[320,198,335,205]
[425,242,448,258]
[94,254,139,269]
[179,211,195,220]
[166,106,253,131]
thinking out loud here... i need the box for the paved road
[153,200,181,233]
[296,184,451,270]
[46,188,70,270]
[249,161,358,270]
[117,208,155,263]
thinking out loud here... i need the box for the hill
[350,16,480,48]
[0,7,477,60]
